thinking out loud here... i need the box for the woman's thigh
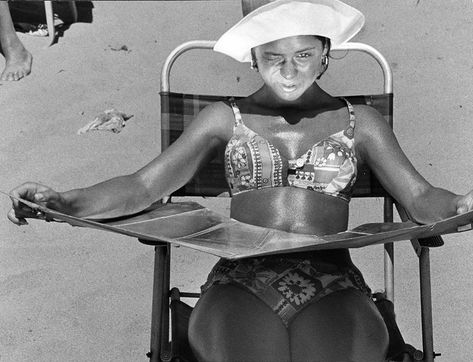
[289,288,389,362]
[188,284,291,362]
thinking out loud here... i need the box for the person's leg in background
[0,1,32,81]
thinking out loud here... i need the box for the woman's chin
[276,90,303,102]
[270,84,295,97]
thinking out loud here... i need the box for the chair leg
[384,197,395,302]
[43,1,55,46]
[68,1,78,23]
[419,247,439,361]
[384,242,395,302]
[44,1,77,47]
[146,242,171,362]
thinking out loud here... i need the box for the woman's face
[253,35,325,102]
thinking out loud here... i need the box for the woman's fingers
[10,182,41,208]
[33,189,60,208]
[10,182,57,207]
[457,191,473,214]
[7,203,50,225]
[7,207,28,225]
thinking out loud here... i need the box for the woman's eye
[265,56,283,64]
[297,53,311,59]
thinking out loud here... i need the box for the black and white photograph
[1,1,473,361]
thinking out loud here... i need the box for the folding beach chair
[140,40,444,362]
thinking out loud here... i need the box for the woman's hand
[456,190,473,215]
[7,182,66,225]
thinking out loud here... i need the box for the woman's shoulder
[191,100,236,126]
[352,103,384,120]
[190,100,237,140]
[352,104,391,135]
[198,99,235,119]
[351,104,398,159]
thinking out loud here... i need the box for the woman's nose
[280,61,297,80]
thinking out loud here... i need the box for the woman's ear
[316,37,331,80]
[250,58,259,71]
[250,48,259,71]
[316,54,329,80]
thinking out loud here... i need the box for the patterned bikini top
[224,98,358,202]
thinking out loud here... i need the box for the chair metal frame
[141,40,441,362]
[44,1,77,46]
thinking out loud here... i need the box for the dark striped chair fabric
[160,91,393,198]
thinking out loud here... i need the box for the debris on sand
[77,109,133,134]
[109,45,130,52]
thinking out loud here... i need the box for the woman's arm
[355,105,470,224]
[9,102,233,222]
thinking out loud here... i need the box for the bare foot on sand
[1,43,32,81]
[0,1,33,81]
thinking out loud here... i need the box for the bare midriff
[230,187,353,266]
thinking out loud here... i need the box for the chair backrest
[160,91,393,198]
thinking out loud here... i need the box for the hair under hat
[214,0,365,63]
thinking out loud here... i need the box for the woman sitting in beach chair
[8,0,473,360]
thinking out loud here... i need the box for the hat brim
[214,0,365,62]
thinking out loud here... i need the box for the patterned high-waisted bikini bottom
[201,256,372,327]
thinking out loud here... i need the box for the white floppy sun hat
[214,0,365,62]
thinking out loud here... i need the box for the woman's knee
[189,284,291,362]
[289,288,389,362]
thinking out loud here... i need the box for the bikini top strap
[340,97,356,139]
[228,97,243,128]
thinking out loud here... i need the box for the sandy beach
[1,1,473,361]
